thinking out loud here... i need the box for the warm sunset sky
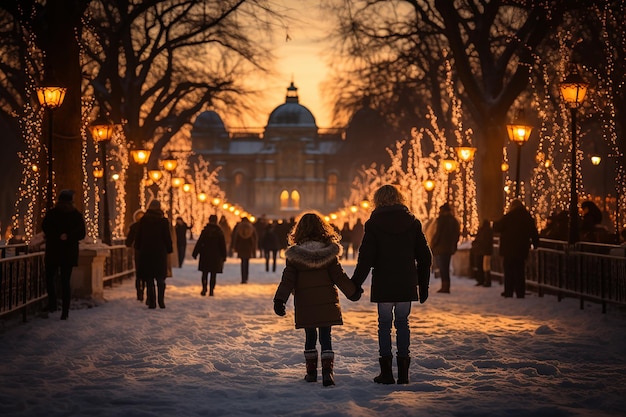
[240,1,336,128]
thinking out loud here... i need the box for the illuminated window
[327,174,337,203]
[280,190,289,209]
[291,190,300,210]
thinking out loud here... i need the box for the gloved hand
[273,300,286,316]
[348,287,363,302]
[419,285,428,304]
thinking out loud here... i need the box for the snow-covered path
[1,255,625,417]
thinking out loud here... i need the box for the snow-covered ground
[1,253,625,417]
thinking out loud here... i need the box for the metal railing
[0,244,135,321]
[0,252,46,322]
[491,238,626,313]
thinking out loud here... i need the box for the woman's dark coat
[352,204,432,302]
[231,219,258,259]
[472,222,494,256]
[42,203,86,266]
[192,223,227,273]
[430,211,461,256]
[134,208,173,280]
[260,225,281,252]
[493,206,539,259]
[274,241,357,329]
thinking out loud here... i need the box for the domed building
[191,82,392,219]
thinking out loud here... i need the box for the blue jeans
[378,302,412,357]
[305,327,332,351]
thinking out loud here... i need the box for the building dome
[191,110,229,152]
[266,82,317,129]
[193,110,227,132]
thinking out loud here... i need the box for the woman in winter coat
[273,212,359,387]
[192,215,227,296]
[42,189,86,320]
[493,199,539,298]
[230,217,258,283]
[134,200,173,309]
[430,203,461,293]
[351,184,432,385]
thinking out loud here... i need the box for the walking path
[1,257,625,417]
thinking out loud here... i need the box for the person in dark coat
[42,189,87,320]
[134,200,173,309]
[230,217,258,283]
[174,217,191,267]
[430,203,461,293]
[351,184,432,385]
[273,212,358,387]
[218,215,232,255]
[471,219,494,287]
[350,218,365,259]
[192,215,227,296]
[125,209,145,301]
[260,222,281,272]
[493,199,539,298]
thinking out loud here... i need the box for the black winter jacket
[134,208,173,279]
[493,206,539,259]
[42,203,86,267]
[352,204,432,302]
[192,224,227,273]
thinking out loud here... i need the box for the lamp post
[423,179,435,217]
[442,159,458,202]
[455,145,477,239]
[161,156,178,222]
[89,114,116,245]
[36,83,67,211]
[559,67,589,245]
[131,149,151,210]
[506,110,533,198]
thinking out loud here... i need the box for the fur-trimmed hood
[284,241,342,269]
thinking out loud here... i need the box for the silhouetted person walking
[42,190,86,320]
[192,215,227,296]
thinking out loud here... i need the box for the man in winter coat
[134,200,173,308]
[351,184,432,385]
[471,219,494,287]
[192,215,227,296]
[493,199,539,298]
[42,189,86,320]
[230,217,258,283]
[430,203,461,293]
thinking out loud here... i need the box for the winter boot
[201,277,208,296]
[374,356,395,384]
[483,271,492,287]
[157,278,166,308]
[321,350,335,386]
[304,349,318,382]
[397,356,411,384]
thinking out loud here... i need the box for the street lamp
[89,114,116,245]
[423,179,435,217]
[455,145,476,239]
[161,155,178,221]
[506,110,533,198]
[442,158,458,202]
[36,82,67,210]
[560,66,589,244]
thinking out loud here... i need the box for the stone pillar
[72,244,111,302]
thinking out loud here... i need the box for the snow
[1,254,626,417]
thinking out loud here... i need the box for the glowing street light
[36,81,67,210]
[506,109,533,198]
[559,66,589,244]
[89,113,117,245]
[442,158,458,202]
[455,144,477,239]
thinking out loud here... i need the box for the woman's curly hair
[288,211,340,246]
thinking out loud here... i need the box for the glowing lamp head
[423,179,435,192]
[455,146,476,162]
[148,169,163,182]
[591,155,601,165]
[197,192,208,203]
[501,162,509,172]
[89,115,116,143]
[507,110,533,146]
[559,68,588,108]
[162,158,177,172]
[36,85,66,109]
[131,149,150,165]
[442,159,458,173]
